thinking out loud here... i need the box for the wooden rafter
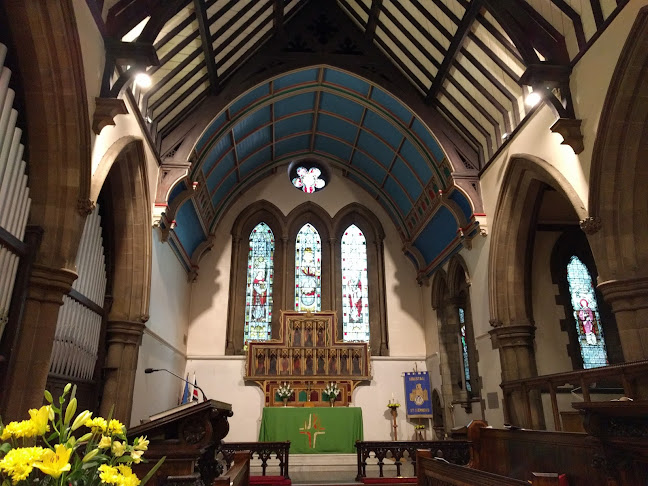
[193,0,220,94]
[365,0,383,40]
[274,0,284,31]
[550,0,586,50]
[426,0,483,103]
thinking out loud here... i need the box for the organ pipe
[0,43,31,339]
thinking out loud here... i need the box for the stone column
[598,277,648,362]
[99,319,146,423]
[489,323,545,429]
[437,298,462,432]
[3,265,77,420]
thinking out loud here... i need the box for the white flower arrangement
[276,382,294,399]
[323,382,340,399]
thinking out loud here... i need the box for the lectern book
[147,401,199,422]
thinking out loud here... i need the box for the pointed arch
[333,203,388,355]
[97,139,152,422]
[489,154,587,327]
[287,202,332,312]
[227,201,287,355]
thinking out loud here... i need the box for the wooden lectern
[127,400,233,486]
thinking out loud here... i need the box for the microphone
[144,368,208,402]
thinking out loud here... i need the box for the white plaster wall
[187,167,426,358]
[532,231,572,376]
[184,356,428,442]
[130,230,192,426]
[571,0,648,183]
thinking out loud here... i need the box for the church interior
[1,0,647,484]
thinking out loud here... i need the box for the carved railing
[218,441,290,479]
[500,360,648,430]
[355,440,470,480]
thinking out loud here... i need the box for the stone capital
[597,276,648,312]
[489,323,536,349]
[105,320,146,346]
[27,265,78,306]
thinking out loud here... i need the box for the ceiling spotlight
[135,72,152,88]
[525,91,541,107]
[501,132,509,140]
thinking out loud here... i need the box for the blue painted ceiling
[169,66,476,277]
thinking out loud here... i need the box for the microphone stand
[144,368,208,402]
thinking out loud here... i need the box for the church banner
[404,371,433,418]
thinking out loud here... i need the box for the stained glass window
[459,307,472,392]
[244,223,274,348]
[566,256,608,368]
[295,223,321,312]
[341,224,369,341]
[291,166,326,193]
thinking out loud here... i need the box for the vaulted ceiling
[97,0,628,278]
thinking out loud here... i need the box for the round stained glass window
[288,161,329,194]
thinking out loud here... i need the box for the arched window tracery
[227,201,387,355]
[566,255,608,369]
[341,224,369,342]
[244,222,275,348]
[294,223,322,312]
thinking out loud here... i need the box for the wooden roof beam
[274,0,284,32]
[365,0,383,40]
[193,0,220,94]
[426,0,483,103]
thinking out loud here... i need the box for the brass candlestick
[387,401,400,440]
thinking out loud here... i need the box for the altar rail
[355,440,470,481]
[219,442,290,480]
[500,359,648,430]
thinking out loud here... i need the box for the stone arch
[90,135,141,202]
[489,154,587,328]
[587,7,648,362]
[96,140,152,421]
[447,255,471,296]
[488,153,585,428]
[2,0,91,419]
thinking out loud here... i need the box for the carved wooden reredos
[245,311,371,407]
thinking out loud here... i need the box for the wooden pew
[214,451,250,486]
[416,450,560,486]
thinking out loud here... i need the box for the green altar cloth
[259,407,363,454]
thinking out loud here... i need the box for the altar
[259,406,363,454]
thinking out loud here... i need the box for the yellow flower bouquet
[0,384,164,486]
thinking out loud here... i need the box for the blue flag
[181,374,190,404]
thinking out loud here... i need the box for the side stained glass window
[459,308,472,392]
[244,223,274,348]
[567,256,608,368]
[341,224,369,341]
[295,223,321,312]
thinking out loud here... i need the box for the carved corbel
[579,216,602,234]
[92,98,128,135]
[520,64,584,154]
